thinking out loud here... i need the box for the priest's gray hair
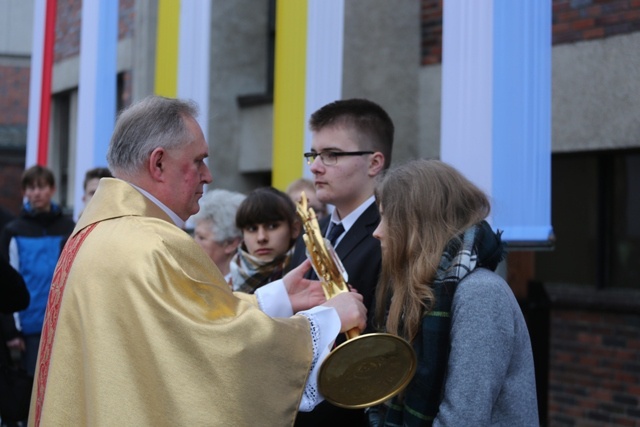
[107,95,199,177]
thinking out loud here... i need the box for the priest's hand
[283,259,327,312]
[321,291,366,333]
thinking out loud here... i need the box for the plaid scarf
[382,220,504,426]
[230,248,291,294]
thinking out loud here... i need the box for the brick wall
[0,163,25,215]
[55,0,136,62]
[119,0,135,40]
[421,0,443,65]
[54,0,82,62]
[420,0,640,65]
[0,64,30,213]
[0,66,30,126]
[553,0,640,44]
[549,309,640,425]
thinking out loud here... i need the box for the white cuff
[297,305,341,411]
[255,279,293,318]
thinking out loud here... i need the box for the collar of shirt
[129,183,186,229]
[328,195,375,243]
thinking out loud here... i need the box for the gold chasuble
[29,179,313,426]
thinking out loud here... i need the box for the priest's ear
[148,147,167,182]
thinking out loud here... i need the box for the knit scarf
[229,247,292,294]
[382,220,505,426]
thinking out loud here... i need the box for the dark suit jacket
[291,202,381,427]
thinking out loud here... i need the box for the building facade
[0,0,638,424]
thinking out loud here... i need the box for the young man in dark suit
[291,98,394,427]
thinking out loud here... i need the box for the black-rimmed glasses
[304,151,374,166]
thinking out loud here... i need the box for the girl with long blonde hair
[372,159,538,426]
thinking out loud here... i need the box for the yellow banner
[272,0,308,190]
[154,0,180,97]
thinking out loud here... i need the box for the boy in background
[0,165,75,377]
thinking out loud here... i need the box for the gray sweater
[433,268,539,426]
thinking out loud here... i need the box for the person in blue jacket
[0,165,75,377]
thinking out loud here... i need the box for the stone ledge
[543,282,640,313]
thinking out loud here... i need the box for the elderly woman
[192,189,246,283]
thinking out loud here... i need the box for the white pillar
[73,0,118,220]
[441,0,553,246]
[302,0,344,178]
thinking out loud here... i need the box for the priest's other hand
[283,259,327,312]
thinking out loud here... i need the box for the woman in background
[372,159,538,426]
[231,187,301,293]
[192,189,246,284]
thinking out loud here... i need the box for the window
[237,0,276,107]
[610,152,640,287]
[51,90,72,210]
[535,150,640,289]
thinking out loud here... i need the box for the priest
[28,96,366,426]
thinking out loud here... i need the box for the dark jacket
[0,257,29,314]
[0,207,29,373]
[290,202,382,427]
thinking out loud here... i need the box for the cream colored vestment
[29,178,312,426]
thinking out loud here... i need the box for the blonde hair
[285,178,315,198]
[374,159,491,341]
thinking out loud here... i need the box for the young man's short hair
[21,165,55,190]
[83,167,113,191]
[309,98,394,169]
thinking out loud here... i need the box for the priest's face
[164,117,213,220]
